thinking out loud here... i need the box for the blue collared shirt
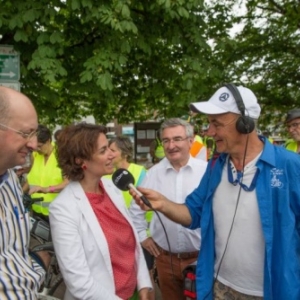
[185,137,300,300]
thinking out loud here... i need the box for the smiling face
[83,133,116,177]
[109,141,126,168]
[0,90,38,173]
[206,113,242,154]
[286,117,300,142]
[161,125,193,168]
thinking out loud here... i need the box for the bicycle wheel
[48,273,65,297]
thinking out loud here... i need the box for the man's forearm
[160,201,192,226]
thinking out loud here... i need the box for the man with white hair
[130,84,300,300]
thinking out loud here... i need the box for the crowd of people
[0,84,300,300]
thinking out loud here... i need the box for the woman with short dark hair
[49,123,151,300]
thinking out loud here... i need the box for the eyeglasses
[161,137,189,145]
[286,122,300,130]
[0,123,39,140]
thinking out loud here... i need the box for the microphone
[112,168,152,208]
[112,169,175,278]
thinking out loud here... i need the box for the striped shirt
[0,169,45,299]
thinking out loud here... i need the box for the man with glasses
[129,118,207,300]
[0,86,49,299]
[130,86,300,300]
[285,108,300,154]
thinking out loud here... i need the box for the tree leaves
[5,0,297,129]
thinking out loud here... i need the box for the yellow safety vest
[27,149,63,216]
[125,164,153,223]
[107,163,153,223]
[154,139,165,159]
[203,136,216,159]
[285,139,298,153]
[122,164,146,207]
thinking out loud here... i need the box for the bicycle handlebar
[31,242,54,253]
[23,193,44,210]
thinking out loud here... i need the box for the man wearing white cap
[130,84,300,300]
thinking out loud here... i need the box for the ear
[187,137,194,149]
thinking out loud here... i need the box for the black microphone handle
[128,183,152,209]
[140,195,152,209]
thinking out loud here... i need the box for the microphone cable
[203,134,249,300]
[112,168,176,279]
[151,208,175,280]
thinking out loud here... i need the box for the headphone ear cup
[236,116,255,134]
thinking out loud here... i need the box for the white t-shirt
[213,154,264,296]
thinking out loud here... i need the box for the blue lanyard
[227,159,259,192]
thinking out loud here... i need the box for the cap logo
[219,92,229,102]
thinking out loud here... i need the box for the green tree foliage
[2,0,297,132]
[211,0,300,130]
[0,0,231,124]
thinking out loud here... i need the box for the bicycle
[23,193,65,299]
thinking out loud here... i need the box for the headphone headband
[224,83,255,134]
[224,83,246,117]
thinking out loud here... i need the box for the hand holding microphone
[112,168,175,277]
[112,168,153,209]
[112,168,166,211]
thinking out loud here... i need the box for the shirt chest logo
[270,168,283,188]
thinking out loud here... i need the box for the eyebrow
[209,119,222,124]
[162,134,184,139]
[99,145,108,151]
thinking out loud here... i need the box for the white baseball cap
[190,86,261,119]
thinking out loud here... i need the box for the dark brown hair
[37,124,52,143]
[56,123,107,181]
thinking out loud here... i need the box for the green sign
[0,82,20,91]
[0,54,20,80]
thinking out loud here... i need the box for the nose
[27,135,38,150]
[168,140,177,146]
[108,148,115,159]
[207,124,215,137]
[164,140,177,150]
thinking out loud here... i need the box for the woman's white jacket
[49,178,152,300]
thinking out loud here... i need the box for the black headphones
[224,83,255,134]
